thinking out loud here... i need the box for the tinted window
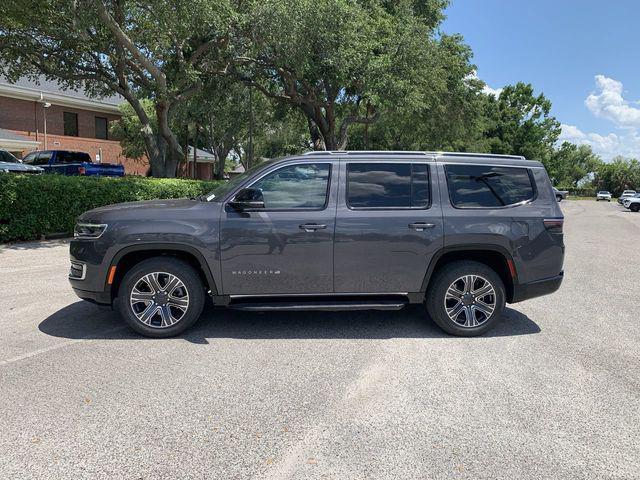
[63,112,78,136]
[0,150,18,163]
[57,151,91,164]
[249,163,330,210]
[445,164,535,208]
[346,163,431,208]
[22,152,38,164]
[95,117,108,140]
[32,152,52,165]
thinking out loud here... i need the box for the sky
[442,0,640,160]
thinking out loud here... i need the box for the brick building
[0,77,148,175]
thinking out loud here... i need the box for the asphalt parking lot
[1,200,639,479]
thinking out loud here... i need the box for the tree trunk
[155,101,182,178]
[213,145,230,180]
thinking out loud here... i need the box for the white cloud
[559,123,640,160]
[482,84,503,97]
[560,75,640,160]
[466,71,502,97]
[585,75,640,128]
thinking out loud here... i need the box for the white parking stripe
[0,325,127,367]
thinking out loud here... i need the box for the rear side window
[445,164,535,208]
[346,163,430,209]
[57,151,91,164]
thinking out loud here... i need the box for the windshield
[204,159,278,201]
[0,150,20,163]
[599,191,609,194]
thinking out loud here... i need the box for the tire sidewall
[426,261,506,337]
[116,258,205,338]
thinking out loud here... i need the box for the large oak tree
[232,0,461,150]
[0,0,232,176]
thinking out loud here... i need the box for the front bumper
[511,272,564,303]
[71,287,112,307]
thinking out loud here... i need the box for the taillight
[78,167,86,175]
[543,218,564,234]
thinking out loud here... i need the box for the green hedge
[0,174,223,243]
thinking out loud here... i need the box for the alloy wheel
[129,272,190,328]
[444,274,496,328]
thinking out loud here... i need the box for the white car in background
[622,193,640,211]
[0,149,43,174]
[596,191,612,201]
[624,196,640,212]
[618,190,637,204]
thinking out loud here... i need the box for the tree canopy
[0,0,638,186]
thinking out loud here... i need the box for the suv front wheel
[116,257,205,338]
[426,261,506,336]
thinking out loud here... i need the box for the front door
[334,159,444,293]
[220,161,336,295]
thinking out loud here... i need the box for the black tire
[426,261,506,337]
[556,195,563,202]
[631,203,640,212]
[116,257,206,338]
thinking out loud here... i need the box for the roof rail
[302,150,430,156]
[433,151,525,160]
[301,150,525,160]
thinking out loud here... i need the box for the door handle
[408,222,436,231]
[299,223,327,232]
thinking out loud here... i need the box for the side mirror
[229,187,265,211]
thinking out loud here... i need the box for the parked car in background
[618,190,637,204]
[596,191,612,201]
[69,151,565,338]
[22,150,124,177]
[553,187,569,202]
[624,195,640,212]
[622,193,640,209]
[0,149,43,174]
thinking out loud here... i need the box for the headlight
[74,223,108,238]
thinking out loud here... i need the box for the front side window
[63,112,78,136]
[346,163,431,209]
[445,164,535,208]
[248,163,331,210]
[35,152,52,165]
[22,152,38,164]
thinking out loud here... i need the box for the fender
[107,242,218,295]
[419,244,517,293]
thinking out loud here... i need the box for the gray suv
[69,151,564,337]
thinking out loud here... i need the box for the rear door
[333,157,444,293]
[219,160,337,295]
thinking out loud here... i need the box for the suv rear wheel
[426,261,506,336]
[116,257,205,338]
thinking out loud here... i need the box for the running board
[228,300,408,312]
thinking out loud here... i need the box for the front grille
[69,261,86,280]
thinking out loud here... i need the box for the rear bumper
[510,272,564,303]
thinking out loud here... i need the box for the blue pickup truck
[22,150,125,177]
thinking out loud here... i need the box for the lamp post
[42,102,51,150]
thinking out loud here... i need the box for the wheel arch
[421,245,516,303]
[107,243,218,301]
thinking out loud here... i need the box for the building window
[63,112,78,137]
[95,116,108,140]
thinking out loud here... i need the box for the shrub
[0,174,223,243]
